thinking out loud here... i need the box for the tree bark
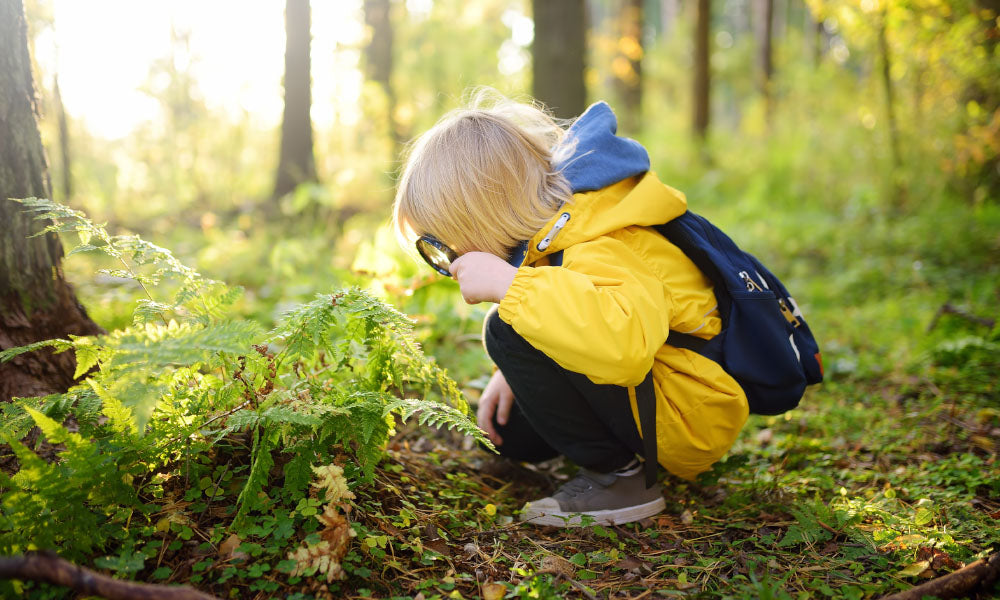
[272,0,317,200]
[53,75,71,200]
[614,0,643,134]
[532,0,587,120]
[0,0,101,403]
[363,0,402,153]
[877,9,901,173]
[878,553,1000,600]
[755,0,774,126]
[692,0,711,141]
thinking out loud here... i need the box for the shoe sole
[520,497,666,527]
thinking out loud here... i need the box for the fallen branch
[0,552,220,600]
[927,303,996,332]
[879,552,1000,600]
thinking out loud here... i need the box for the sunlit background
[19,0,1000,380]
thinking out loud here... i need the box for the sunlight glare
[44,0,366,139]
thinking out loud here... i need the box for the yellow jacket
[497,171,748,480]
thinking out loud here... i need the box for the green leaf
[0,338,72,364]
[73,341,101,379]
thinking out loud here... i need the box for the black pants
[483,309,644,474]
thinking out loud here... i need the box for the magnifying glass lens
[416,236,457,276]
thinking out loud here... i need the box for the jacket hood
[556,101,650,193]
[514,102,687,266]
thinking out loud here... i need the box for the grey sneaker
[519,465,665,527]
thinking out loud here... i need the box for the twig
[816,519,839,535]
[612,523,651,549]
[530,569,599,600]
[878,552,1000,600]
[927,303,996,332]
[0,552,220,600]
[195,459,232,528]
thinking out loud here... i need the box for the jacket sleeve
[496,234,672,387]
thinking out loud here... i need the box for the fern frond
[109,320,261,369]
[185,284,244,324]
[235,427,275,523]
[384,397,493,451]
[0,338,73,363]
[281,450,316,499]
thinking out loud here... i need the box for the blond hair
[393,90,573,258]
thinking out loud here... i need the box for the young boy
[393,92,748,526]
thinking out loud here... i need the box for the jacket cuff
[497,266,534,323]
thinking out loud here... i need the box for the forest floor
[327,369,1000,600]
[129,361,996,600]
[6,321,998,600]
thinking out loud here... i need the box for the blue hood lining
[507,102,650,267]
[555,101,650,194]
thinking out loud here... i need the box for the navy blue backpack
[551,211,823,485]
[654,211,824,415]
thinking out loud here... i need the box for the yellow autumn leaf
[481,582,506,600]
[898,560,931,578]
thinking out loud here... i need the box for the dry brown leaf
[540,555,575,577]
[614,555,647,573]
[219,533,242,558]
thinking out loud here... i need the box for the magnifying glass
[415,234,458,277]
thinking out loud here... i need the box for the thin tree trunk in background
[0,0,102,402]
[877,9,905,206]
[363,0,402,155]
[811,13,825,65]
[53,75,71,200]
[614,0,643,133]
[773,0,787,41]
[273,0,317,201]
[877,10,901,172]
[692,0,711,142]
[755,0,774,126]
[532,0,587,119]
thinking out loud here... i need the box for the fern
[384,397,494,451]
[3,199,490,560]
[0,410,138,560]
[234,427,276,524]
[0,337,72,363]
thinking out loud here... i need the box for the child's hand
[449,252,517,304]
[478,369,515,446]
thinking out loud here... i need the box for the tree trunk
[53,75,71,200]
[363,0,402,154]
[877,9,904,205]
[0,0,102,403]
[692,0,711,141]
[531,0,587,119]
[755,0,774,126]
[272,0,317,200]
[614,0,643,134]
